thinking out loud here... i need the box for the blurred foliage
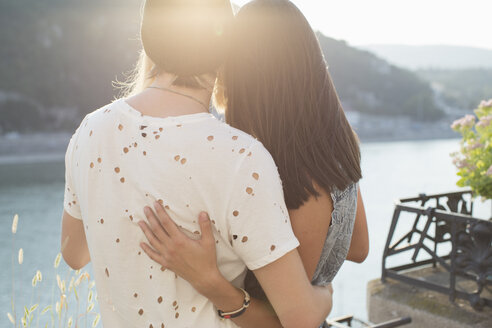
[451,100,492,199]
[0,0,444,134]
[8,214,100,328]
[417,69,492,110]
[0,0,141,132]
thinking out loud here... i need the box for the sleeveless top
[312,182,358,286]
[244,182,359,326]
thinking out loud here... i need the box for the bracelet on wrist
[217,288,251,320]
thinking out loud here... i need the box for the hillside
[359,44,492,70]
[319,34,442,120]
[416,69,492,110]
[0,0,142,133]
[0,0,443,134]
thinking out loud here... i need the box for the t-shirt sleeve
[227,141,300,270]
[63,133,82,220]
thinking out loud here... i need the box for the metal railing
[326,315,411,327]
[382,190,492,310]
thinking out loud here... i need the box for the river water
[1,138,490,325]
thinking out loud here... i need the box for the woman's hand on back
[138,202,220,294]
[139,203,290,328]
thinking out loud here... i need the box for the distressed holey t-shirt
[63,98,300,328]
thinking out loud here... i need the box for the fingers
[144,206,170,242]
[138,220,162,250]
[153,201,181,238]
[198,212,214,245]
[140,242,167,268]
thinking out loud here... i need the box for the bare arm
[198,273,283,328]
[346,186,369,263]
[252,249,333,328]
[61,210,90,270]
[289,185,333,279]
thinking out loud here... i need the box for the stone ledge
[367,268,492,328]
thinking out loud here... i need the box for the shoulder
[82,99,121,125]
[71,99,121,137]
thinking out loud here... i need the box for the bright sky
[234,0,492,49]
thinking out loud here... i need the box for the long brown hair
[221,0,362,209]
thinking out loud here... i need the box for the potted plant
[451,99,492,218]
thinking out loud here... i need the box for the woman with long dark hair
[61,0,336,327]
[139,0,369,327]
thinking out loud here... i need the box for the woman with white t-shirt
[61,0,335,327]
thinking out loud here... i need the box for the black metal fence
[382,190,492,310]
[326,315,411,328]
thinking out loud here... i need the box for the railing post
[449,220,457,303]
[382,207,401,282]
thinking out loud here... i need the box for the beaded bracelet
[217,288,251,319]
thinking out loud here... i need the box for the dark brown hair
[222,0,362,209]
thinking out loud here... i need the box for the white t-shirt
[63,98,300,328]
